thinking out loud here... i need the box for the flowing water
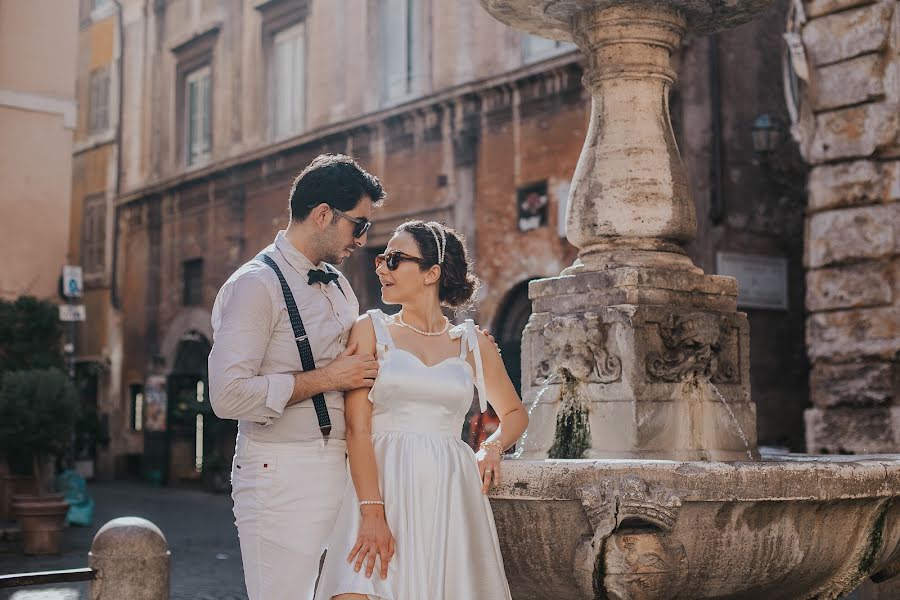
[510,371,562,459]
[706,378,754,461]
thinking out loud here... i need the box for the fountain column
[481,1,764,461]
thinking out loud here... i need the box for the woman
[315,220,528,600]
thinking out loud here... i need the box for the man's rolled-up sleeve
[208,274,294,425]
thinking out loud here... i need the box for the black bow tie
[308,269,339,286]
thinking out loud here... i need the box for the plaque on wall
[715,252,788,310]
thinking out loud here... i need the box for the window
[523,34,576,63]
[381,0,424,104]
[93,0,112,8]
[81,194,106,275]
[129,384,144,432]
[182,258,204,306]
[272,23,306,139]
[88,68,110,133]
[185,66,212,166]
[517,181,549,232]
[172,25,218,168]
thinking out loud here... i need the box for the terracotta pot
[11,494,69,555]
[1,475,37,521]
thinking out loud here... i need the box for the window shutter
[272,24,305,139]
[200,71,211,154]
[274,34,292,137]
[188,77,198,162]
[292,24,305,133]
[383,0,406,101]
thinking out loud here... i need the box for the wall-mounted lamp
[751,113,783,155]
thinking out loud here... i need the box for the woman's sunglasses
[374,250,426,271]
[331,208,371,238]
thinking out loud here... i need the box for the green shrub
[0,368,80,494]
[0,296,64,373]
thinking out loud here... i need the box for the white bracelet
[359,500,385,507]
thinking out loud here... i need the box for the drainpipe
[709,34,725,225]
[110,0,127,309]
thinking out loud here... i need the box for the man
[208,154,384,599]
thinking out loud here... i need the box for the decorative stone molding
[604,531,688,600]
[254,0,310,38]
[169,23,221,60]
[0,89,76,129]
[538,312,622,384]
[578,475,682,533]
[646,313,738,384]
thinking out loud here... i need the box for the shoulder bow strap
[366,309,393,360]
[456,320,488,413]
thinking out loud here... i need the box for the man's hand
[322,342,379,391]
[475,326,501,356]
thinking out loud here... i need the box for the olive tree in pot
[0,368,80,554]
[0,296,66,521]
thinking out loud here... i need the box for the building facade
[73,0,810,481]
[68,0,126,479]
[0,0,78,300]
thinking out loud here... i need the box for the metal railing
[0,567,96,589]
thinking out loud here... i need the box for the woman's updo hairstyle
[395,220,480,311]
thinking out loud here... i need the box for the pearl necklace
[396,312,450,336]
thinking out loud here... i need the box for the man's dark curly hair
[289,154,386,222]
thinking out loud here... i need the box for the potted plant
[0,446,38,522]
[0,296,66,523]
[0,368,80,554]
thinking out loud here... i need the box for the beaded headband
[426,222,447,265]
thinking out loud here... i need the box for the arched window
[493,280,536,395]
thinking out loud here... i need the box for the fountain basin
[480,0,774,39]
[490,456,900,599]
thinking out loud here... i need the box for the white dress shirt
[208,231,359,442]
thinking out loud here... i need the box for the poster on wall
[517,181,549,232]
[143,375,168,432]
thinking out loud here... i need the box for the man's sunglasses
[374,250,426,271]
[331,207,371,238]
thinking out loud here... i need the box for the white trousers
[231,434,348,600]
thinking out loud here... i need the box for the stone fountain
[478,1,900,598]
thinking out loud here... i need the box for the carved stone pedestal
[519,267,756,461]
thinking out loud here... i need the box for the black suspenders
[257,254,338,441]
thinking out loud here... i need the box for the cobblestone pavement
[0,481,247,600]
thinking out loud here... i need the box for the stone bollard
[89,517,170,600]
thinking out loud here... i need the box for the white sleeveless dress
[314,309,513,600]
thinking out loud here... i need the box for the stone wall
[796,0,900,453]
